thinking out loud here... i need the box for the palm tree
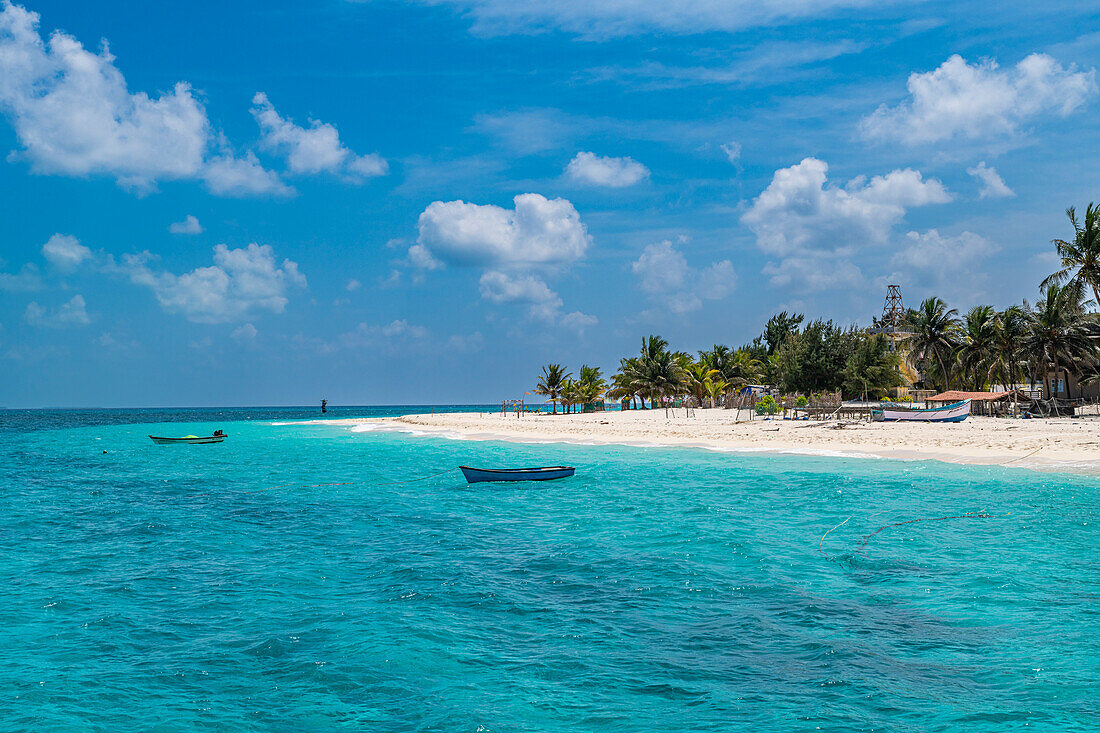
[560,379,581,414]
[683,362,720,407]
[577,365,607,408]
[704,377,728,408]
[905,297,960,391]
[609,358,642,408]
[1021,283,1096,402]
[534,363,571,414]
[956,305,998,390]
[1042,203,1100,308]
[991,305,1028,392]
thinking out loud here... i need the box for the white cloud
[24,293,90,327]
[742,157,951,258]
[763,256,864,290]
[0,262,41,291]
[0,3,208,192]
[742,158,951,292]
[631,240,736,314]
[230,322,258,343]
[202,151,293,197]
[721,141,741,163]
[416,0,881,38]
[890,229,999,301]
[478,270,596,329]
[251,92,387,180]
[966,162,1015,199]
[345,278,361,291]
[117,243,307,323]
[335,319,429,349]
[862,53,1096,145]
[445,331,485,352]
[381,319,428,338]
[0,4,291,197]
[416,193,590,269]
[564,151,649,187]
[41,233,91,271]
[169,215,204,235]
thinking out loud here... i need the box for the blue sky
[1,0,1098,407]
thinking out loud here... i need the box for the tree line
[533,203,1100,411]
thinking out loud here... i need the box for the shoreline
[282,409,1100,476]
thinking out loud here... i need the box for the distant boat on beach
[149,430,227,444]
[460,465,575,483]
[873,399,971,423]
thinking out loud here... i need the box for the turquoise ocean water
[2,407,1098,731]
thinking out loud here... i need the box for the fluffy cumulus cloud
[0,3,207,192]
[415,194,595,328]
[0,3,288,196]
[631,240,735,314]
[251,93,387,180]
[967,162,1015,199]
[743,157,950,257]
[565,152,649,187]
[202,152,292,197]
[417,0,878,38]
[169,215,204,235]
[416,193,590,269]
[862,53,1096,145]
[116,243,306,323]
[0,262,41,291]
[24,294,90,327]
[890,229,999,301]
[41,233,91,271]
[477,271,596,328]
[742,157,951,290]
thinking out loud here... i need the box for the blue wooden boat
[459,465,575,483]
[872,399,971,423]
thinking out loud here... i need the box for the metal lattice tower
[882,284,905,329]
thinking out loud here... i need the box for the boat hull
[459,465,575,483]
[873,399,971,423]
[149,436,227,444]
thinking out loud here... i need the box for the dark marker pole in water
[321,398,328,414]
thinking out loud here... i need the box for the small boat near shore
[149,430,227,444]
[872,399,971,423]
[460,465,575,483]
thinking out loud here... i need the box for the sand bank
[294,409,1100,475]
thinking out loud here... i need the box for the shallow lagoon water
[2,408,1098,731]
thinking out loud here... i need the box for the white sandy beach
[296,409,1100,475]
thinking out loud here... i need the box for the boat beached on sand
[872,399,971,423]
[149,430,227,444]
[460,465,575,483]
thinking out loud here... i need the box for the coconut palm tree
[534,363,571,414]
[577,364,607,408]
[991,305,1028,392]
[1021,283,1096,402]
[560,379,582,414]
[704,377,729,407]
[683,362,720,407]
[956,305,999,390]
[1042,203,1100,308]
[905,297,960,391]
[609,358,642,408]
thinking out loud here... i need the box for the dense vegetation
[535,203,1100,409]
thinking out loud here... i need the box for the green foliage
[763,311,804,355]
[534,363,571,414]
[796,395,809,407]
[755,395,779,415]
[843,334,903,398]
[772,319,855,394]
